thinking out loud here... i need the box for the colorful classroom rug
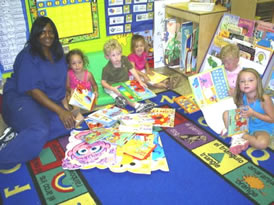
[0,90,273,205]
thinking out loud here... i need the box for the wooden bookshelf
[165,3,227,75]
[231,0,274,23]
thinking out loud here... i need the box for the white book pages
[200,97,236,134]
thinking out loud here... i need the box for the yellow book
[147,71,168,85]
[123,139,156,160]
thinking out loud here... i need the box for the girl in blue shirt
[232,68,274,154]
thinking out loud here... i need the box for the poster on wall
[0,0,27,73]
[27,0,100,45]
[105,0,154,36]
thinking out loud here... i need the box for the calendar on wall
[27,0,100,45]
[0,0,27,73]
[105,0,154,36]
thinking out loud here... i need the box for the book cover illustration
[76,127,115,144]
[174,94,200,114]
[203,54,222,71]
[119,123,153,134]
[149,107,175,127]
[104,128,135,146]
[238,18,255,37]
[163,18,181,68]
[84,118,104,130]
[114,80,156,102]
[237,43,255,61]
[188,66,230,108]
[227,108,249,136]
[219,13,240,32]
[180,21,193,71]
[119,113,154,125]
[109,145,152,175]
[62,131,118,170]
[253,20,274,40]
[254,45,272,67]
[118,113,154,134]
[124,80,157,101]
[150,132,169,172]
[122,139,156,160]
[69,86,96,111]
[109,133,155,174]
[87,105,128,127]
[147,71,169,85]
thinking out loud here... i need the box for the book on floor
[122,139,156,160]
[149,107,175,127]
[147,71,169,85]
[87,105,128,127]
[174,94,200,114]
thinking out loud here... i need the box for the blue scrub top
[4,46,67,103]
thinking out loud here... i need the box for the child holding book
[220,44,242,96]
[128,34,180,89]
[101,39,154,113]
[64,49,98,123]
[223,68,274,155]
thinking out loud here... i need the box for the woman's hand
[27,88,75,129]
[58,108,75,129]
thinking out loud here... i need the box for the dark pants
[0,91,70,168]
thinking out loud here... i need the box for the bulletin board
[27,0,100,45]
[104,0,154,36]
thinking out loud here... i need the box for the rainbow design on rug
[51,171,74,193]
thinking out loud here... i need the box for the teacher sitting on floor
[0,16,75,169]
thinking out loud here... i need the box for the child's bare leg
[223,111,229,129]
[220,111,229,136]
[152,82,168,89]
[243,131,270,150]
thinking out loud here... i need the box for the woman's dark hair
[27,16,64,61]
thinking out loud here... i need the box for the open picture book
[113,80,156,102]
[188,66,237,134]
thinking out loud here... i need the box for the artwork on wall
[104,0,154,36]
[27,0,100,44]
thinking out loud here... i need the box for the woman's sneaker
[0,127,17,151]
[136,102,155,113]
[115,96,127,108]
